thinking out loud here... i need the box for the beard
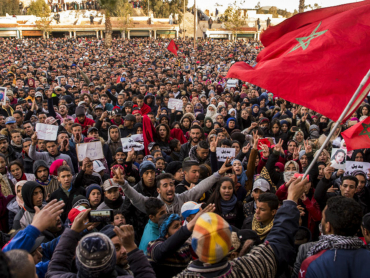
[284,171,297,183]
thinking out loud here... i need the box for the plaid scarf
[252,215,274,240]
[307,234,364,260]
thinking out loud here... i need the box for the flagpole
[303,69,370,179]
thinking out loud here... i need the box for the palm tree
[99,0,118,47]
[299,0,305,13]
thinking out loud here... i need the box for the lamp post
[193,0,196,48]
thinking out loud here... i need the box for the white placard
[76,141,104,162]
[345,161,370,176]
[0,87,6,105]
[226,79,239,88]
[121,137,144,151]
[216,147,235,162]
[131,134,144,142]
[35,123,58,141]
[168,98,183,111]
[330,148,347,170]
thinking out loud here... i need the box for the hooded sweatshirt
[33,160,60,197]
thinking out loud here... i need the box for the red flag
[167,39,178,56]
[226,1,370,122]
[341,116,370,151]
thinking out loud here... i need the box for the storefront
[22,30,43,37]
[129,30,150,37]
[156,30,176,38]
[236,33,255,39]
[76,31,96,37]
[208,34,228,39]
[0,30,17,37]
[51,31,70,38]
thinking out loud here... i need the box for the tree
[0,0,20,16]
[255,1,264,14]
[141,0,187,23]
[114,0,134,35]
[299,0,305,13]
[268,6,278,18]
[99,0,118,48]
[27,0,51,35]
[305,3,322,10]
[223,1,246,40]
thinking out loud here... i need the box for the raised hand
[242,143,251,154]
[261,144,270,158]
[32,199,65,232]
[126,147,135,162]
[187,203,216,231]
[210,137,218,152]
[304,140,312,154]
[274,139,284,153]
[71,209,92,233]
[112,167,125,185]
[218,157,233,175]
[324,163,334,180]
[287,177,309,204]
[113,225,137,253]
[293,145,301,160]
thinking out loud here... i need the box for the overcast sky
[190,0,362,13]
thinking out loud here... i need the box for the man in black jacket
[0,135,22,165]
[178,125,204,161]
[50,165,86,222]
[121,161,157,244]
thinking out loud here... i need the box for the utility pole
[148,0,149,16]
[183,0,185,38]
[193,0,196,48]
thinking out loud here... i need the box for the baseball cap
[93,160,106,173]
[362,212,370,231]
[102,179,119,191]
[113,108,123,116]
[124,114,135,122]
[78,101,86,107]
[5,116,16,124]
[88,127,99,134]
[94,104,104,110]
[35,92,43,98]
[89,82,95,86]
[148,142,159,152]
[55,86,62,90]
[252,178,270,192]
[181,201,202,219]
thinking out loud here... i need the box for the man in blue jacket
[293,196,367,278]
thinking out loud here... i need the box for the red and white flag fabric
[227,1,370,122]
[167,39,178,56]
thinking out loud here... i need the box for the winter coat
[46,228,155,278]
[138,220,159,253]
[74,116,95,136]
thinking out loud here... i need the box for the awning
[156,31,176,35]
[0,31,17,37]
[23,30,43,37]
[236,33,254,38]
[130,30,149,37]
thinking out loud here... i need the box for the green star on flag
[359,123,370,139]
[289,22,328,53]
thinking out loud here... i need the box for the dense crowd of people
[0,36,370,278]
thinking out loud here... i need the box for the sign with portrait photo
[0,87,6,105]
[330,148,347,170]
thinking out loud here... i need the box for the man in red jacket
[136,95,151,115]
[74,106,95,136]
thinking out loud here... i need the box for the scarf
[0,173,13,197]
[232,159,248,187]
[307,234,364,260]
[104,196,123,209]
[36,175,52,186]
[16,173,27,182]
[220,194,237,215]
[11,140,23,148]
[252,215,274,240]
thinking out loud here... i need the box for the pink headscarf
[50,159,65,176]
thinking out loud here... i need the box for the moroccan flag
[167,39,178,56]
[226,1,370,122]
[342,116,370,151]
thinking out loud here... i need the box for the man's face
[58,170,72,188]
[190,129,202,144]
[158,178,176,203]
[38,114,47,123]
[13,113,23,125]
[46,142,58,156]
[22,140,32,154]
[196,147,209,161]
[115,152,126,165]
[38,139,46,151]
[72,127,81,137]
[48,216,63,233]
[36,166,49,182]
[32,187,43,207]
[88,189,101,207]
[11,132,22,145]
[139,86,146,95]
[184,165,200,184]
[77,115,85,123]
[59,105,67,115]
[255,201,276,226]
[6,123,16,131]
[110,128,119,141]
[57,133,69,146]
[88,130,99,140]
[150,205,167,224]
[166,220,181,238]
[113,213,126,226]
[142,169,155,187]
[24,123,34,136]
[137,98,143,108]
[111,236,128,266]
[0,116,5,126]
[340,179,357,198]
[356,175,366,193]
[0,139,8,153]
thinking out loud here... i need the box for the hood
[188,145,209,164]
[180,112,195,124]
[107,125,120,144]
[33,160,49,176]
[22,181,45,213]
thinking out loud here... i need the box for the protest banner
[345,161,370,176]
[330,148,347,170]
[121,137,145,151]
[76,141,104,162]
[216,147,235,162]
[35,123,58,141]
[0,87,6,105]
[226,79,239,89]
[131,134,144,143]
[168,98,183,110]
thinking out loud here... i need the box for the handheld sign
[76,141,104,162]
[216,147,235,162]
[226,79,239,89]
[168,98,183,111]
[0,87,6,105]
[131,134,144,143]
[35,123,58,141]
[121,137,144,151]
[330,148,347,170]
[345,161,370,176]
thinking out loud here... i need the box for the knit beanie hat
[139,161,156,176]
[191,212,232,264]
[76,233,116,278]
[72,195,90,209]
[165,161,182,176]
[86,184,102,199]
[68,205,87,223]
[75,106,85,117]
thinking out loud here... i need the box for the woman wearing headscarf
[205,104,217,120]
[203,117,214,135]
[180,113,195,136]
[225,117,237,135]
[293,130,305,148]
[251,104,260,118]
[7,180,27,230]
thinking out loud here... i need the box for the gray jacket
[121,172,222,215]
[28,144,75,175]
[292,241,316,278]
